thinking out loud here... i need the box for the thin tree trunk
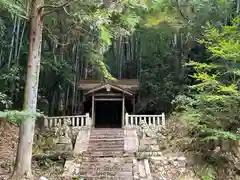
[11,0,44,179]
[0,51,3,66]
[14,17,21,63]
[13,20,27,104]
[119,36,122,79]
[65,85,69,115]
[72,45,77,113]
[10,18,22,102]
[8,16,17,68]
[16,20,27,64]
[237,0,240,14]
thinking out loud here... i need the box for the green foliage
[173,18,240,142]
[0,92,12,108]
[171,95,197,112]
[201,18,240,62]
[200,166,216,180]
[0,0,27,18]
[100,25,112,46]
[138,30,184,113]
[0,110,44,125]
[72,175,84,180]
[120,11,140,31]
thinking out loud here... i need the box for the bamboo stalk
[8,16,17,68]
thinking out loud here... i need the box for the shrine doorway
[94,101,122,128]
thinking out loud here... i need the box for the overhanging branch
[39,0,77,17]
[175,0,190,21]
[39,0,75,11]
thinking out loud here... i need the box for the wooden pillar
[92,94,95,127]
[133,95,136,114]
[83,94,85,102]
[82,102,84,114]
[137,92,140,103]
[122,94,125,127]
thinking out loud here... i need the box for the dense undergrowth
[164,115,240,180]
[168,17,240,180]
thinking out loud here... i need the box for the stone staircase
[78,128,134,180]
[87,128,124,157]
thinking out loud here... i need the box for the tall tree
[10,0,44,179]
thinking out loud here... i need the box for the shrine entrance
[95,101,122,128]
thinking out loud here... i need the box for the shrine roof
[78,79,139,92]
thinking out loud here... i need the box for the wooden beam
[94,93,122,97]
[84,84,133,96]
[94,98,122,101]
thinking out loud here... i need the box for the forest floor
[0,120,64,180]
[0,120,18,179]
[0,118,238,180]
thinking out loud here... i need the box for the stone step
[82,160,133,164]
[88,142,124,145]
[85,150,124,154]
[79,171,132,176]
[91,132,123,134]
[89,137,124,142]
[91,129,123,131]
[80,161,133,166]
[88,146,124,150]
[89,138,124,142]
[90,134,124,139]
[90,132,123,135]
[79,166,132,172]
[64,175,133,180]
[79,167,132,173]
[88,147,124,150]
[83,151,124,157]
[90,133,124,137]
[80,157,133,163]
[89,139,124,142]
[91,141,123,143]
[89,141,124,144]
[90,130,123,135]
[90,134,124,137]
[88,146,124,153]
[79,175,133,180]
[79,162,132,167]
[88,143,124,147]
[90,132,124,134]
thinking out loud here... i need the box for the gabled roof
[84,83,133,96]
[78,79,139,92]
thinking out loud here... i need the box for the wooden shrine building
[78,79,139,128]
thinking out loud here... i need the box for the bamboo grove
[0,0,240,179]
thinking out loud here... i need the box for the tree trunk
[10,0,44,179]
[8,16,17,68]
